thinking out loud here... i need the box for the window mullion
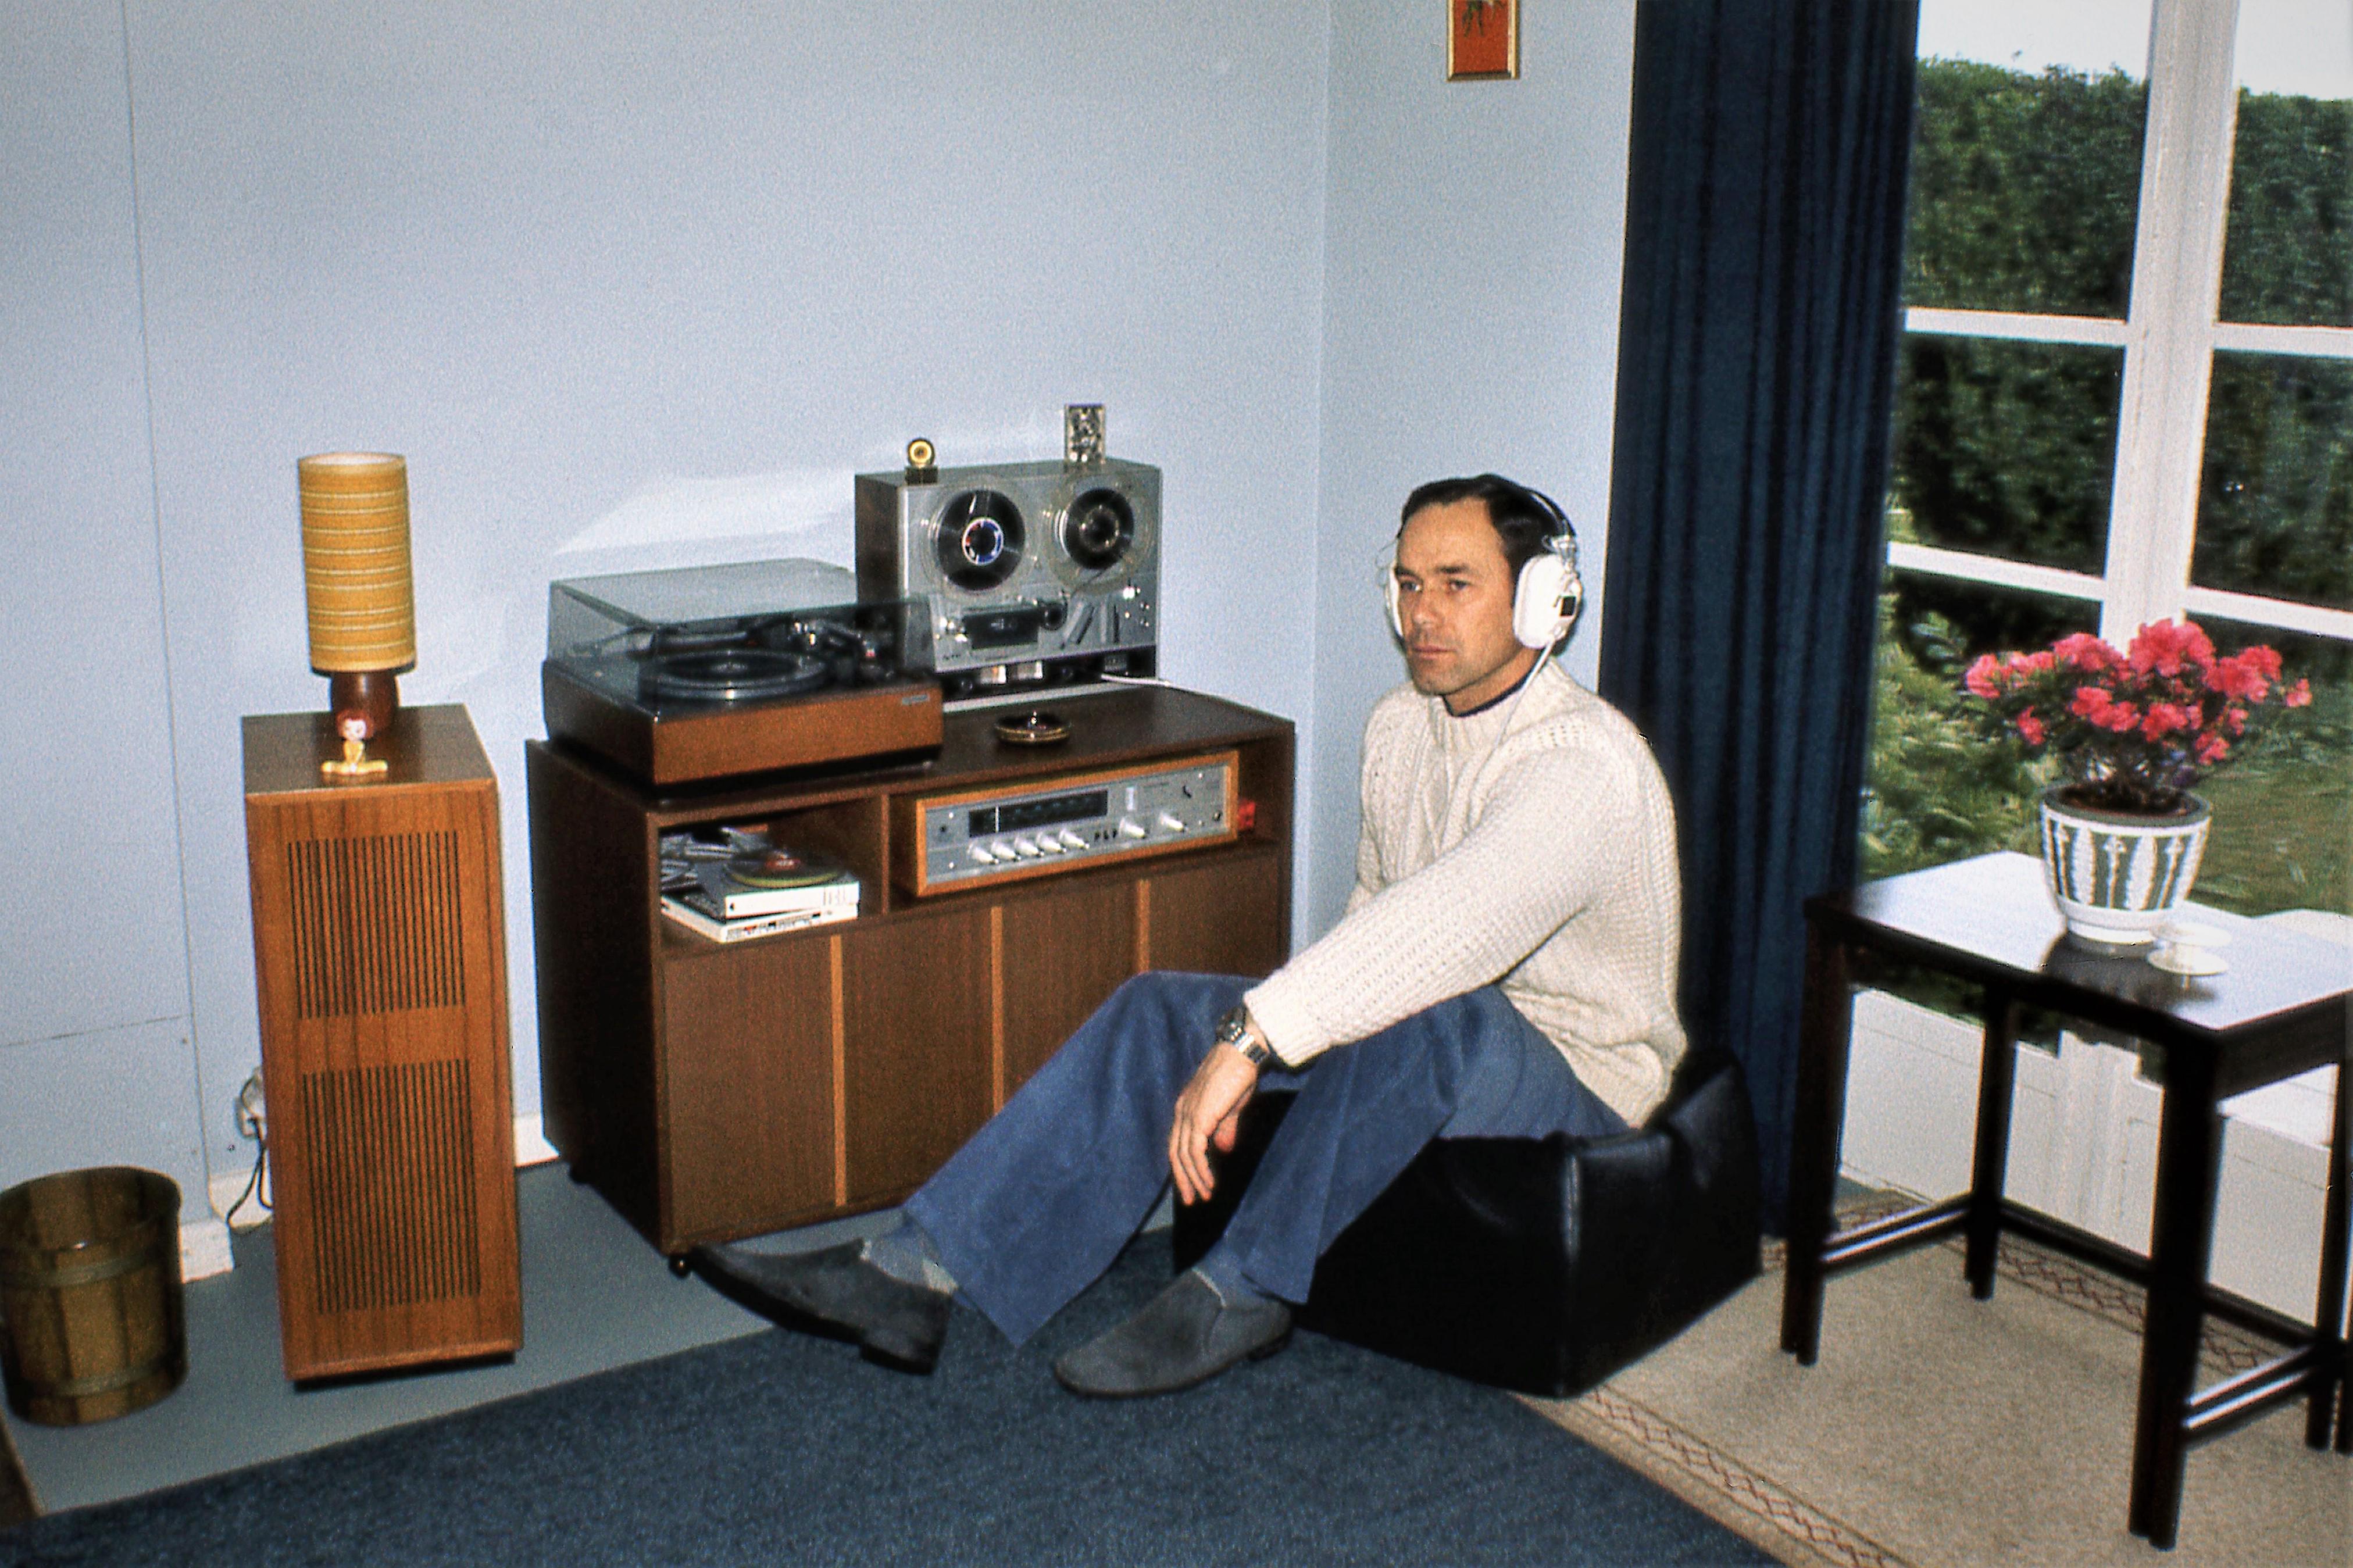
[2101,0,2240,642]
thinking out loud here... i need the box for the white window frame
[1889,0,2353,648]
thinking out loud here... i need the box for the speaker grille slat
[286,832,466,1017]
[301,1061,481,1315]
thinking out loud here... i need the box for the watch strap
[1216,1005,1273,1066]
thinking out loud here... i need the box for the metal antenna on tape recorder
[856,406,1159,699]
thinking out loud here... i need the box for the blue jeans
[904,971,1626,1346]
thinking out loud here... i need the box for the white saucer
[2150,947,2228,977]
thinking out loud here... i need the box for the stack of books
[658,826,860,942]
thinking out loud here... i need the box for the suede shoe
[688,1239,953,1373]
[1052,1270,1292,1398]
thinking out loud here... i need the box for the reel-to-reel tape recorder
[856,442,1160,700]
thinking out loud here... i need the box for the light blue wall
[1305,1,1636,932]
[0,3,206,1216]
[6,0,1331,1201]
[3,0,1636,1221]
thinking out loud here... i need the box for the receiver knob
[1117,817,1147,840]
[1156,812,1184,833]
[1056,829,1085,851]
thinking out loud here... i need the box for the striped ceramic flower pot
[2037,786,2212,945]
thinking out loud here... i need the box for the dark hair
[1398,474,1573,578]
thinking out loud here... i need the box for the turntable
[542,559,942,787]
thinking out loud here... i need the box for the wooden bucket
[0,1168,187,1426]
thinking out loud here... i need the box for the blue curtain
[1598,0,1919,1230]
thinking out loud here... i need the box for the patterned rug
[1524,1202,2349,1568]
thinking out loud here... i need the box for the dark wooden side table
[1779,852,2351,1551]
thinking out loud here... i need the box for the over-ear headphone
[1384,482,1583,651]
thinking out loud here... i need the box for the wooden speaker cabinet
[528,685,1294,1260]
[242,705,521,1381]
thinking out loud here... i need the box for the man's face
[1392,498,1536,714]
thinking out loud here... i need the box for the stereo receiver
[894,752,1237,897]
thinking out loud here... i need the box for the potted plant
[1961,620,2309,944]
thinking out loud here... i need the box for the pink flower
[1959,621,2300,805]
[1964,653,2004,700]
[2052,632,2122,672]
[2206,653,2267,700]
[2127,619,2216,677]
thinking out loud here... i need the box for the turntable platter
[637,648,831,704]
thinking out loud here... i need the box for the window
[1866,0,2352,922]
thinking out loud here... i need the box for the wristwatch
[1215,1005,1274,1067]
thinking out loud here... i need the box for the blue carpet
[1,1236,1770,1566]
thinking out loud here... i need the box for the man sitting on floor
[692,472,1686,1398]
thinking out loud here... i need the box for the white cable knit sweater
[1242,661,1687,1126]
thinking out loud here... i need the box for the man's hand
[1168,1042,1262,1206]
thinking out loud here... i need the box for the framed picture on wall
[1447,0,1519,81]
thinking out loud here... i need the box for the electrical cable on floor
[225,1074,270,1227]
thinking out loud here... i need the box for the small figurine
[320,709,390,780]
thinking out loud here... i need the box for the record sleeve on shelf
[659,896,857,945]
[690,857,858,921]
[674,871,859,925]
[660,828,859,916]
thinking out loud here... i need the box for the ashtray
[994,710,1071,746]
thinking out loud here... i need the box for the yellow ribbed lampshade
[299,452,416,676]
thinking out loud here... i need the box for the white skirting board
[180,1216,234,1282]
[187,1112,563,1281]
[1841,985,2345,1326]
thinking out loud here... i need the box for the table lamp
[298,452,415,780]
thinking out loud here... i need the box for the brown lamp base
[329,671,401,737]
[321,672,402,781]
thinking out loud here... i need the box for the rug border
[1524,1386,1912,1568]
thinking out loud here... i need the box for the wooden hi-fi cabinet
[242,705,520,1381]
[528,685,1294,1262]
